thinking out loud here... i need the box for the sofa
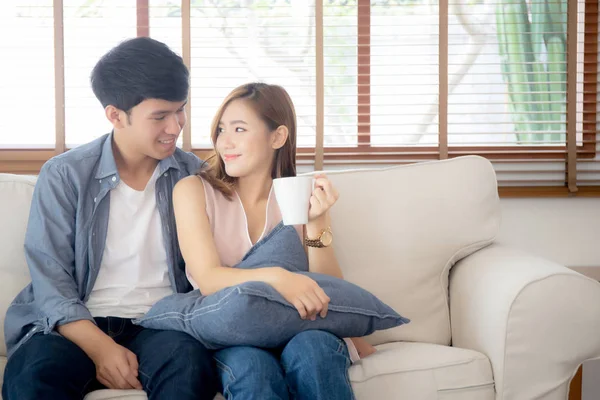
[2,155,600,400]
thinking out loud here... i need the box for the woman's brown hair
[197,82,298,198]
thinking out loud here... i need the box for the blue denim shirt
[4,133,202,358]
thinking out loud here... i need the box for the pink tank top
[193,177,302,273]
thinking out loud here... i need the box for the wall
[497,198,600,268]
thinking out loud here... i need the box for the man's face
[123,99,187,160]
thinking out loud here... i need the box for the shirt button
[99,179,102,183]
[111,176,116,182]
[164,172,169,177]
[93,197,97,203]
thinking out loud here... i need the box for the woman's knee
[282,330,347,363]
[214,346,282,380]
[213,347,288,400]
[280,331,354,400]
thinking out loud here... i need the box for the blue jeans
[2,317,217,400]
[213,330,354,400]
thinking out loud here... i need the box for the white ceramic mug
[273,176,314,225]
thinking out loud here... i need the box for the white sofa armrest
[449,244,600,400]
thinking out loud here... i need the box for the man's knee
[150,331,214,376]
[3,333,95,399]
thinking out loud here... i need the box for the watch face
[320,230,333,247]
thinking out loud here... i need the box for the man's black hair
[91,37,189,113]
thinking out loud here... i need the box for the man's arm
[26,161,141,390]
[25,160,93,330]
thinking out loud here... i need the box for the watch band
[304,227,332,248]
[305,237,326,248]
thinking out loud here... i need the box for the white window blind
[447,0,572,187]
[312,0,598,192]
[184,0,317,148]
[149,0,184,147]
[63,0,136,147]
[0,0,597,194]
[149,0,182,55]
[0,1,55,148]
[322,2,359,147]
[369,1,440,147]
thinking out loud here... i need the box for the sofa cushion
[0,174,36,357]
[83,390,226,400]
[323,156,500,345]
[6,343,492,400]
[350,342,494,400]
[79,343,494,400]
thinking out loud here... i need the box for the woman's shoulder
[174,174,211,207]
[174,174,205,196]
[174,174,232,216]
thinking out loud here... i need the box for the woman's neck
[235,171,273,206]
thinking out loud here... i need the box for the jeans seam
[136,288,238,323]
[81,377,96,396]
[344,359,355,400]
[336,337,356,400]
[214,357,236,400]
[107,318,114,337]
[113,319,126,338]
[138,369,152,395]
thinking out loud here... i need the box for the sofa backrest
[324,156,500,346]
[0,155,501,355]
[0,174,36,356]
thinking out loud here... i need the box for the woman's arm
[305,175,377,359]
[174,176,281,294]
[173,176,329,320]
[305,213,343,278]
[305,175,343,278]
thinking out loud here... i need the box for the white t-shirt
[86,167,173,318]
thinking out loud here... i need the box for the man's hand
[89,341,143,390]
[57,320,142,390]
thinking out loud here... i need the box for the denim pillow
[133,224,409,350]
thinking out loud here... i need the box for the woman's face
[215,99,278,179]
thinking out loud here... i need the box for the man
[2,37,217,400]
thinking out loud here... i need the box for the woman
[173,82,375,399]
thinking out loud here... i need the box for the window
[0,0,598,196]
[187,1,317,148]
[0,1,55,148]
[63,0,137,147]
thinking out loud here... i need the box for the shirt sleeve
[24,160,94,333]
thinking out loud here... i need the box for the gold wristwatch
[305,227,333,248]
